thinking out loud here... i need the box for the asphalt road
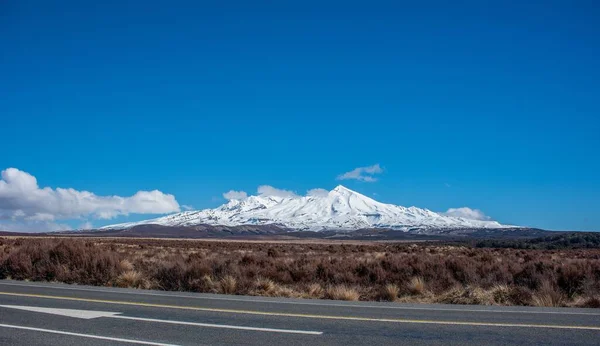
[0,280,599,345]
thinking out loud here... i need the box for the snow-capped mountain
[102,185,508,231]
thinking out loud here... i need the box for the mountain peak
[332,185,354,193]
[102,186,508,231]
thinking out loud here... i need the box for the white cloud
[181,205,195,211]
[307,188,329,197]
[0,220,72,233]
[79,221,93,230]
[25,213,56,222]
[444,207,491,221]
[223,186,327,199]
[257,185,298,198]
[0,168,180,222]
[223,190,248,200]
[337,164,383,182]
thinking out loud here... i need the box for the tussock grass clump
[119,259,135,272]
[380,284,399,301]
[532,282,566,307]
[200,275,216,290]
[219,275,237,294]
[249,277,301,297]
[305,283,324,298]
[408,277,426,295]
[272,286,299,298]
[253,277,277,294]
[115,270,146,288]
[326,285,360,301]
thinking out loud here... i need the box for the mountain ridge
[101,185,510,232]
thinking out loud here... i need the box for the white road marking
[0,323,179,346]
[2,297,600,332]
[112,315,323,335]
[1,280,599,316]
[0,304,121,319]
[0,304,323,335]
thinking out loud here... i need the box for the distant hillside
[0,225,554,242]
[474,232,600,249]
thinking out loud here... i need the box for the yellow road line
[1,292,599,331]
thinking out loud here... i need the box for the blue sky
[1,1,599,231]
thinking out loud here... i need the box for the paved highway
[0,280,599,345]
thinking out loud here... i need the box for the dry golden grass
[305,283,324,298]
[115,270,146,288]
[272,286,299,298]
[326,285,360,301]
[408,277,426,295]
[381,284,400,301]
[201,275,217,292]
[532,282,566,307]
[219,275,237,294]
[118,259,134,272]
[253,277,277,294]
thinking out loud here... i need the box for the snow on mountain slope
[102,185,508,231]
[102,185,506,231]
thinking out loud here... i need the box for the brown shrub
[0,239,121,285]
[491,284,511,305]
[575,297,600,308]
[508,286,534,306]
[556,263,588,297]
[152,261,187,291]
[436,286,494,305]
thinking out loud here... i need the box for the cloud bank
[444,207,491,221]
[307,188,329,197]
[0,168,181,223]
[0,220,73,233]
[337,164,383,182]
[223,190,248,200]
[223,186,332,200]
[257,185,298,198]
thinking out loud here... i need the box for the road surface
[0,280,599,345]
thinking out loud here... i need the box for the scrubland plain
[1,237,599,308]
